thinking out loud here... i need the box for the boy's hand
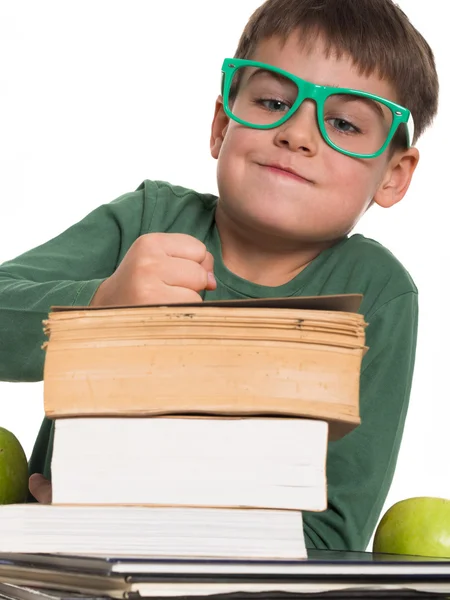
[29,473,52,504]
[90,233,217,307]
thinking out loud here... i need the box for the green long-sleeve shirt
[0,180,418,551]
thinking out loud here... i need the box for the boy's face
[210,33,418,244]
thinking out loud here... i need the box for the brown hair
[234,0,439,145]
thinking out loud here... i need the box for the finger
[162,257,211,292]
[200,252,216,291]
[158,287,203,304]
[200,251,215,274]
[205,271,217,291]
[148,233,208,264]
[29,473,52,504]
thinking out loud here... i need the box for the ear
[373,147,420,209]
[210,96,229,160]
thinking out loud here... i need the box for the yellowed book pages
[42,301,367,440]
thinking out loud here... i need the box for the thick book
[51,417,328,509]
[0,505,306,560]
[42,295,367,440]
[0,549,449,598]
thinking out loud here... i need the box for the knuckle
[139,233,162,252]
[188,236,207,254]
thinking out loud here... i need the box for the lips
[260,162,313,183]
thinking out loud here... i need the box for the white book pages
[51,418,328,509]
[0,505,306,559]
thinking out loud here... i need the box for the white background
[0,1,448,550]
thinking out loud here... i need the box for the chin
[237,205,306,240]
[241,195,303,229]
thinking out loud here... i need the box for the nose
[273,100,320,155]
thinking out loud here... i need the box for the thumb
[200,251,214,274]
[200,251,216,291]
[29,473,52,504]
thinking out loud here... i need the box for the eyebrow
[325,94,387,120]
[247,68,297,87]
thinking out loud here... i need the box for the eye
[328,118,360,134]
[257,98,291,112]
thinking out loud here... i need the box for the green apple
[373,496,450,558]
[0,427,29,504]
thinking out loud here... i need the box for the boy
[0,0,439,551]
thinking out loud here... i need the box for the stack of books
[0,295,367,562]
[1,550,450,599]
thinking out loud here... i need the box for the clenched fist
[90,233,216,307]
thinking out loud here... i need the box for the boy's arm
[0,191,145,382]
[302,291,418,551]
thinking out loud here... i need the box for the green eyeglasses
[221,58,414,159]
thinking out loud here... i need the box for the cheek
[216,125,257,182]
[219,122,266,158]
[326,153,382,202]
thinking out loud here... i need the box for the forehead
[250,33,399,104]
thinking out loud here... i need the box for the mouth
[259,163,313,184]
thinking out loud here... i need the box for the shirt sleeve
[0,190,145,383]
[302,291,418,550]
